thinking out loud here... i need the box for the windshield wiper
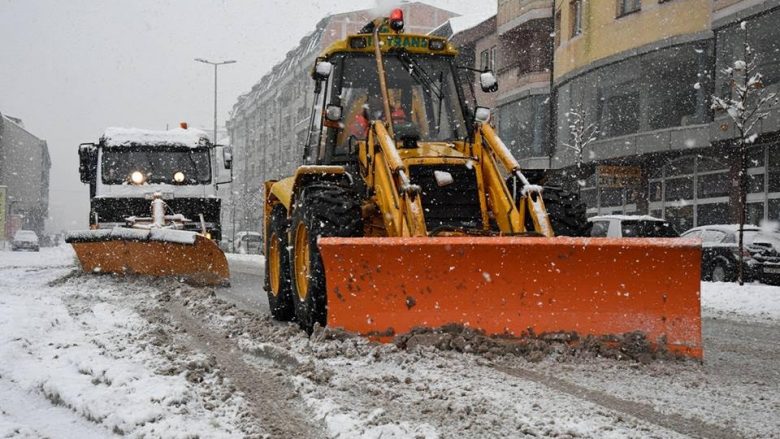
[396,50,443,101]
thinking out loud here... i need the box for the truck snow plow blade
[319,237,702,359]
[66,228,229,286]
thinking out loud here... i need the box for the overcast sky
[0,0,494,231]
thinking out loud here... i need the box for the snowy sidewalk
[701,281,780,323]
[0,247,252,438]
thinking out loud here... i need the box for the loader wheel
[543,186,592,237]
[290,185,363,333]
[265,206,294,321]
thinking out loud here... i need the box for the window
[554,10,562,47]
[617,0,641,17]
[497,95,550,158]
[490,46,497,71]
[701,230,727,243]
[570,0,582,38]
[480,49,489,71]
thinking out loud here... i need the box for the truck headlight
[131,171,145,185]
[174,171,185,183]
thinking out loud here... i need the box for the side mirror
[480,71,498,93]
[222,146,233,170]
[78,143,97,183]
[325,104,343,122]
[474,107,491,123]
[313,61,333,81]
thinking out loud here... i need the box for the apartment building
[227,3,456,234]
[548,0,780,231]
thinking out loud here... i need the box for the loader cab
[304,39,471,168]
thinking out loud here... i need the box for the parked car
[681,224,780,284]
[588,215,680,238]
[11,230,40,252]
[235,231,262,255]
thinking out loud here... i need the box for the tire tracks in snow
[167,301,324,439]
[492,364,746,439]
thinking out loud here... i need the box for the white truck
[78,124,232,241]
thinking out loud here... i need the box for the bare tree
[562,109,599,193]
[711,21,778,285]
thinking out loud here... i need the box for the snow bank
[701,281,780,322]
[102,127,209,148]
[0,245,75,268]
[0,249,248,437]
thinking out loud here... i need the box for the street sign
[0,186,6,239]
[597,166,642,188]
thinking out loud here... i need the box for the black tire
[543,186,592,237]
[290,185,363,333]
[265,205,295,321]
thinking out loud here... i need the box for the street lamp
[194,58,236,144]
[195,58,236,249]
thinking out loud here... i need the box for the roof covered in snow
[101,127,211,148]
[429,12,495,40]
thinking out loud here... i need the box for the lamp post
[194,58,236,145]
[195,58,236,249]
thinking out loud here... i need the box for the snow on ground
[0,247,256,438]
[701,280,780,322]
[3,246,780,438]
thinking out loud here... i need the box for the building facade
[495,0,554,170]
[227,2,456,235]
[0,113,51,237]
[548,0,780,231]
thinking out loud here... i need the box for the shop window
[581,188,597,208]
[748,146,765,167]
[748,202,765,225]
[769,198,780,221]
[665,177,694,201]
[770,171,780,192]
[748,174,765,193]
[698,173,730,198]
[697,203,730,226]
[600,188,623,207]
[649,181,663,201]
[667,157,694,176]
[697,157,728,172]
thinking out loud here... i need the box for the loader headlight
[173,171,185,183]
[130,171,145,185]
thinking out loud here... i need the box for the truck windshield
[336,52,467,146]
[101,148,211,184]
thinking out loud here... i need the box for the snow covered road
[1,247,779,438]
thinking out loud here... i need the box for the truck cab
[78,125,230,240]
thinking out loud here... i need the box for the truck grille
[408,164,483,232]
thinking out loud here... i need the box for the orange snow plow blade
[67,229,229,286]
[319,237,702,359]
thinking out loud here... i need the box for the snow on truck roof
[101,127,210,148]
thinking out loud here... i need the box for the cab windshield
[333,52,467,149]
[101,147,211,184]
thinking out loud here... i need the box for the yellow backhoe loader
[263,10,702,358]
